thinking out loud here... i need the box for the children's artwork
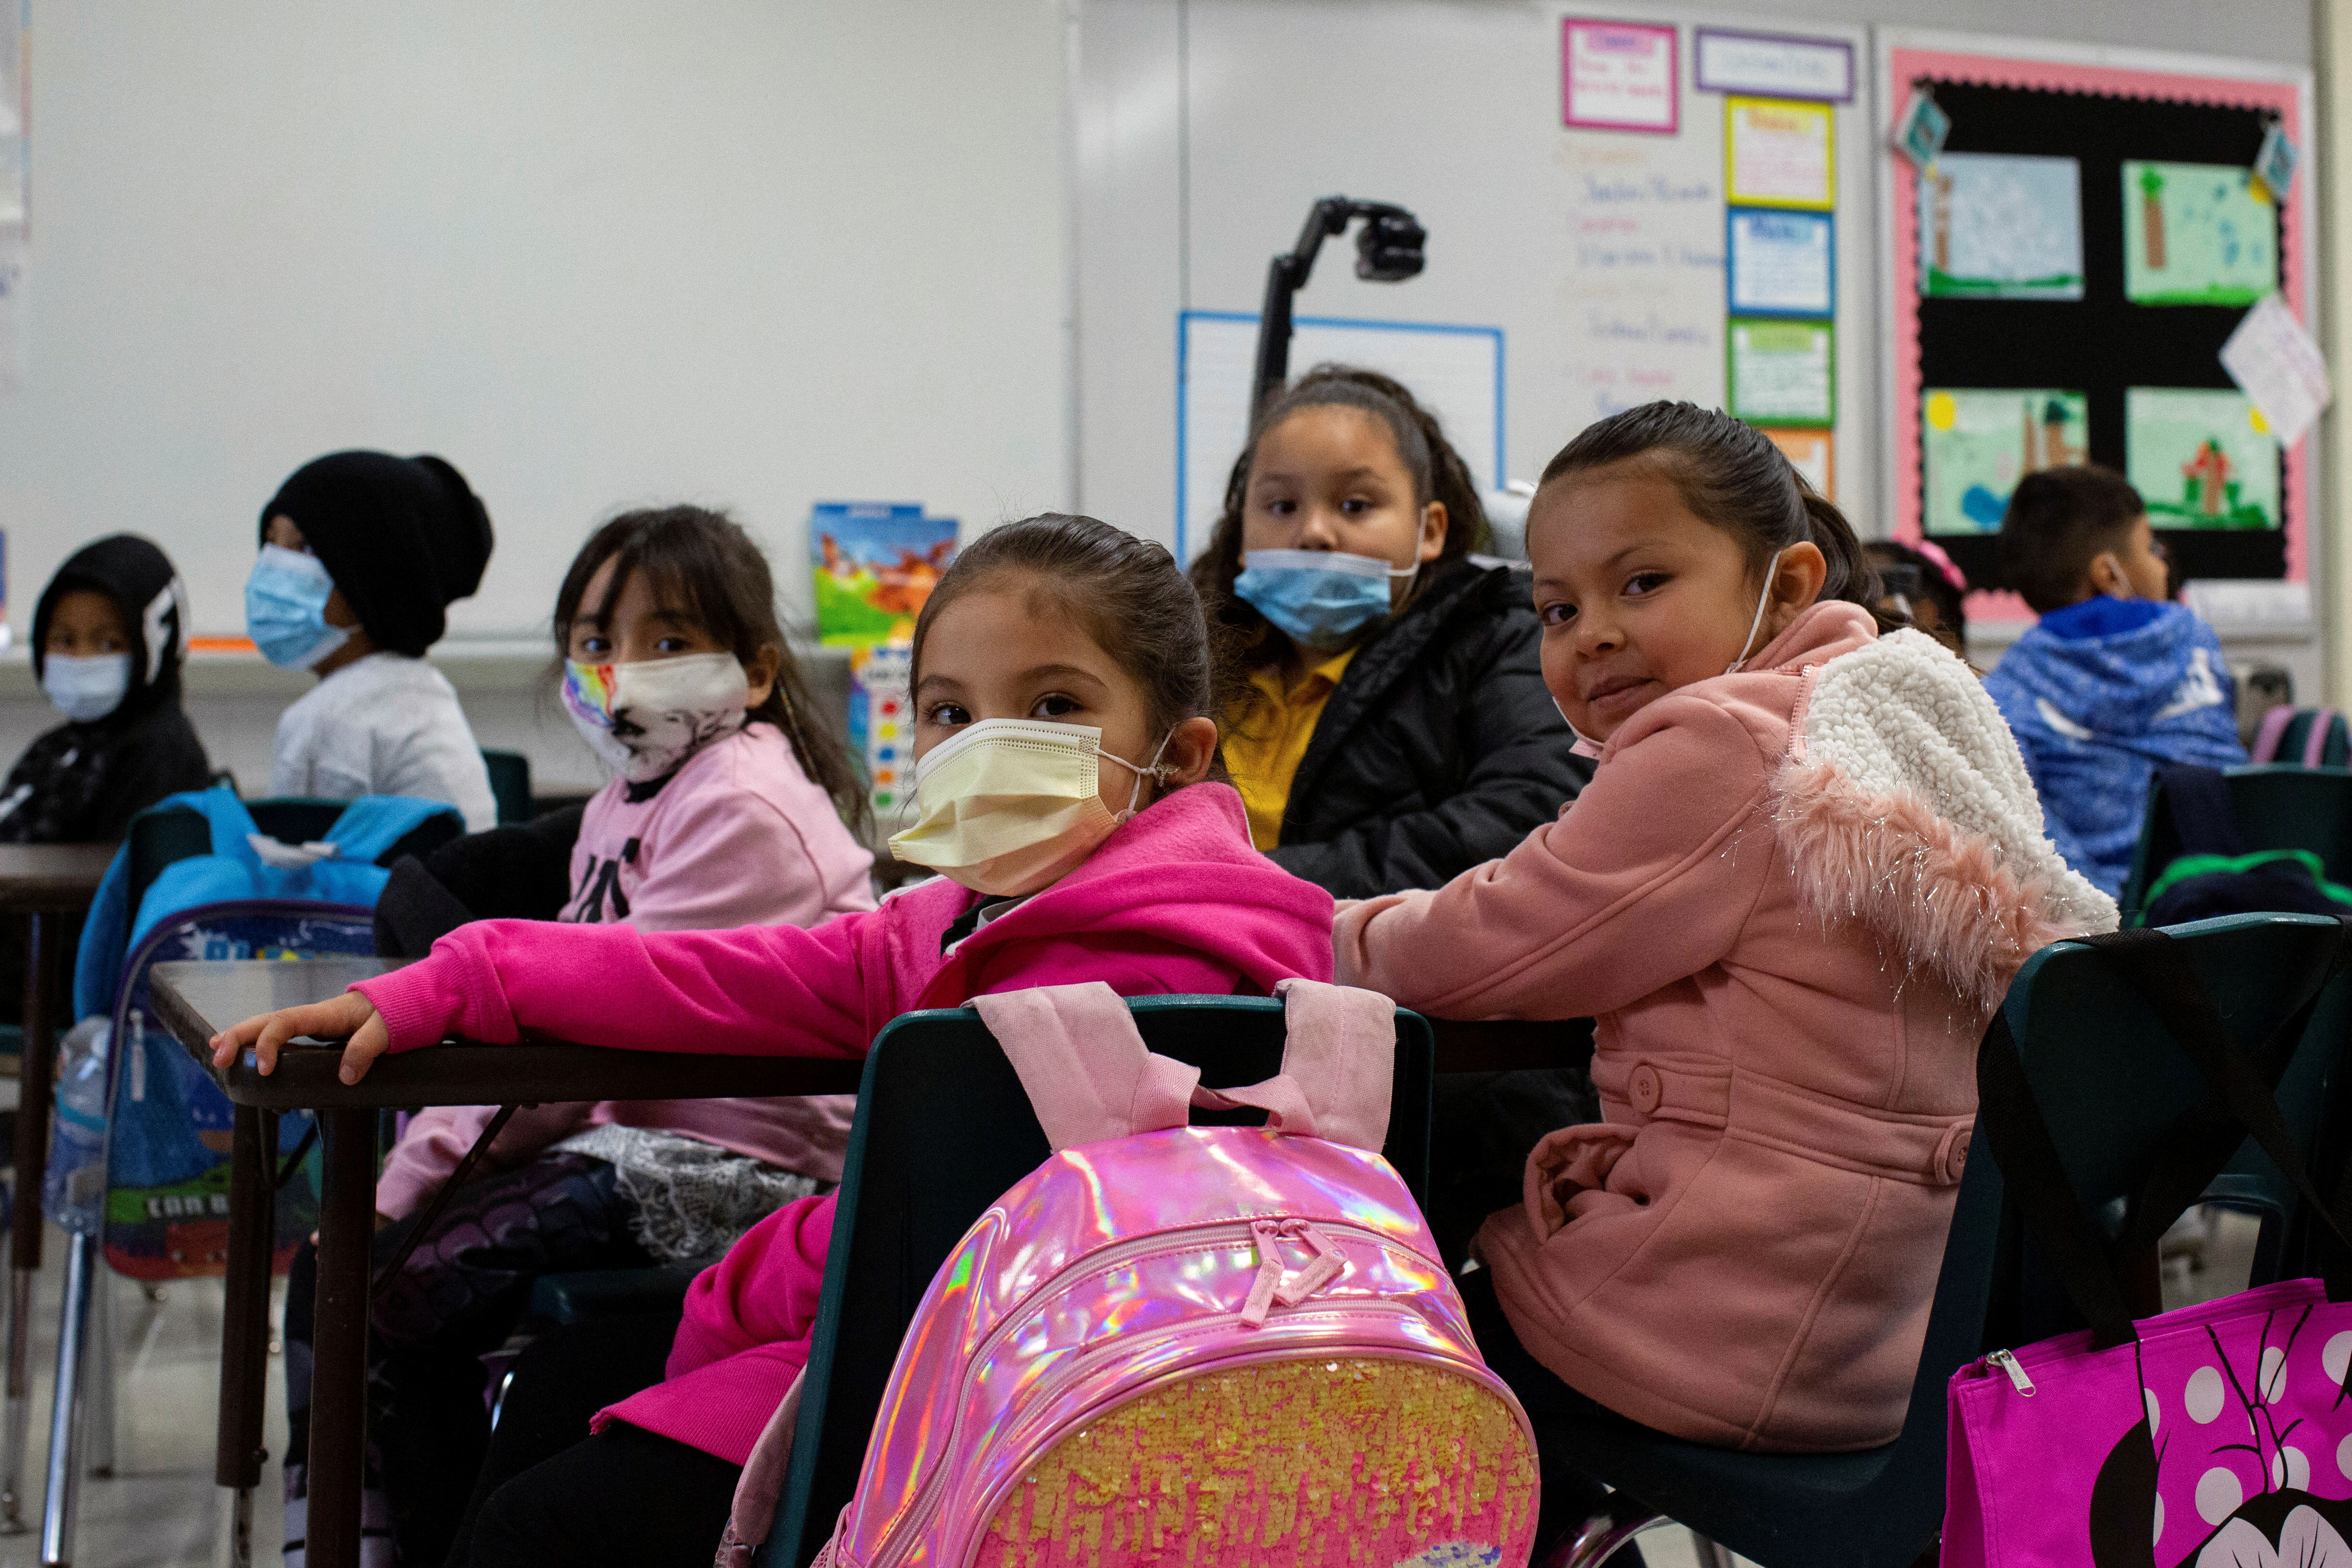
[2220,293,2332,447]
[1758,426,1833,498]
[847,643,914,816]
[809,502,958,648]
[1917,154,2082,300]
[1692,29,1853,102]
[2121,161,2279,306]
[1920,388,2087,535]
[2252,119,2299,205]
[1725,97,1833,209]
[2126,387,2280,531]
[1727,208,1833,317]
[1889,87,1949,172]
[1726,319,1833,426]
[1561,19,1677,134]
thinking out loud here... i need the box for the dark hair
[1864,539,1969,644]
[1188,365,1488,679]
[1537,401,1893,632]
[1996,464,2145,614]
[554,506,868,836]
[912,513,1222,786]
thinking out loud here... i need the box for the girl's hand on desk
[208,992,390,1084]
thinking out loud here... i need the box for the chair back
[481,749,533,826]
[2120,766,2352,920]
[763,995,1436,1568]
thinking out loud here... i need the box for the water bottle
[45,1017,110,1235]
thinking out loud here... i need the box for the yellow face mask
[887,718,1174,897]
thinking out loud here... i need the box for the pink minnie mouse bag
[1947,928,2352,1568]
[775,978,1539,1568]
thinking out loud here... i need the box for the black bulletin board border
[1910,79,2288,589]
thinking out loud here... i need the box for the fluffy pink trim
[1773,757,2103,1011]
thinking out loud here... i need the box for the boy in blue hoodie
[1982,465,2244,897]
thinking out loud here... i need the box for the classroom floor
[0,1206,2266,1568]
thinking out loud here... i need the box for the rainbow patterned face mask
[561,652,750,783]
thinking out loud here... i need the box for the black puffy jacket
[1261,559,1591,897]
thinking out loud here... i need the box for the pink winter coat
[374,723,877,1218]
[1336,604,2116,1452]
[351,781,1335,1465]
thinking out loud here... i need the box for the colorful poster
[1726,318,1833,426]
[1724,97,1833,210]
[1921,388,2087,535]
[2126,387,2279,530]
[1561,19,1678,134]
[2121,161,2278,306]
[1727,208,1833,317]
[846,643,914,816]
[1917,154,2083,300]
[2220,293,2332,447]
[1693,29,1853,102]
[1759,426,1833,498]
[809,502,958,648]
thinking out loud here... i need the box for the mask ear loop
[1724,547,1786,676]
[1106,731,1180,820]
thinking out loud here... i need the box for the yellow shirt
[1221,647,1358,851]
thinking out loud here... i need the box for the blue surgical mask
[245,545,352,670]
[41,654,131,724]
[1232,549,1418,651]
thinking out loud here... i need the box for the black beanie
[32,534,190,718]
[259,451,494,657]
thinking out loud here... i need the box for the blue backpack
[72,786,463,1022]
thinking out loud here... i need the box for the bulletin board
[1876,34,2317,620]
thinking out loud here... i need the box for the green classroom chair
[1527,913,2352,1568]
[2119,765,2352,922]
[480,749,533,827]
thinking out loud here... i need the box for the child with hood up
[0,535,208,843]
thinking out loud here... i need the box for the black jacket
[0,535,210,844]
[1265,559,1591,898]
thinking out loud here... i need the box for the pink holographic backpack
[794,978,1539,1568]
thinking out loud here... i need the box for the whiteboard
[0,1,1074,645]
[1176,312,1503,561]
[1075,0,1877,555]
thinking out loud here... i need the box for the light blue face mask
[41,654,130,724]
[245,544,352,670]
[1232,549,1418,651]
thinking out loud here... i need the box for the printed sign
[1562,19,1678,134]
[1694,29,1853,102]
[1728,207,1833,317]
[1726,97,1834,210]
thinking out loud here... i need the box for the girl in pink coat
[1335,403,2116,1549]
[217,514,1335,1568]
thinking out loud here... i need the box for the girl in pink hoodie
[217,513,1335,1568]
[282,507,880,1567]
[1335,403,2115,1549]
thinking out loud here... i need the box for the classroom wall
[0,0,1072,793]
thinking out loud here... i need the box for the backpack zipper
[1985,1349,2035,1395]
[860,1216,1426,1568]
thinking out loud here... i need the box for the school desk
[151,957,865,1568]
[0,842,117,1536]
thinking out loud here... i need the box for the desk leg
[218,1108,277,1568]
[307,1109,375,1568]
[37,1228,95,1568]
[4,910,60,1534]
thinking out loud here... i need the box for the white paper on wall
[2219,293,2331,448]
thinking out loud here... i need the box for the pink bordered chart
[1874,34,2316,627]
[1562,18,1679,134]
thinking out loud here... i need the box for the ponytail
[1540,401,1896,634]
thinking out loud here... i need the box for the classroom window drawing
[1921,388,2086,535]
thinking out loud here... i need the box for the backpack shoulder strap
[1188,980,1395,1154]
[2157,764,2247,859]
[322,796,464,863]
[972,983,1201,1152]
[2253,704,2299,763]
[2307,709,2344,768]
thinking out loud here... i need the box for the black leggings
[449,1422,740,1568]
